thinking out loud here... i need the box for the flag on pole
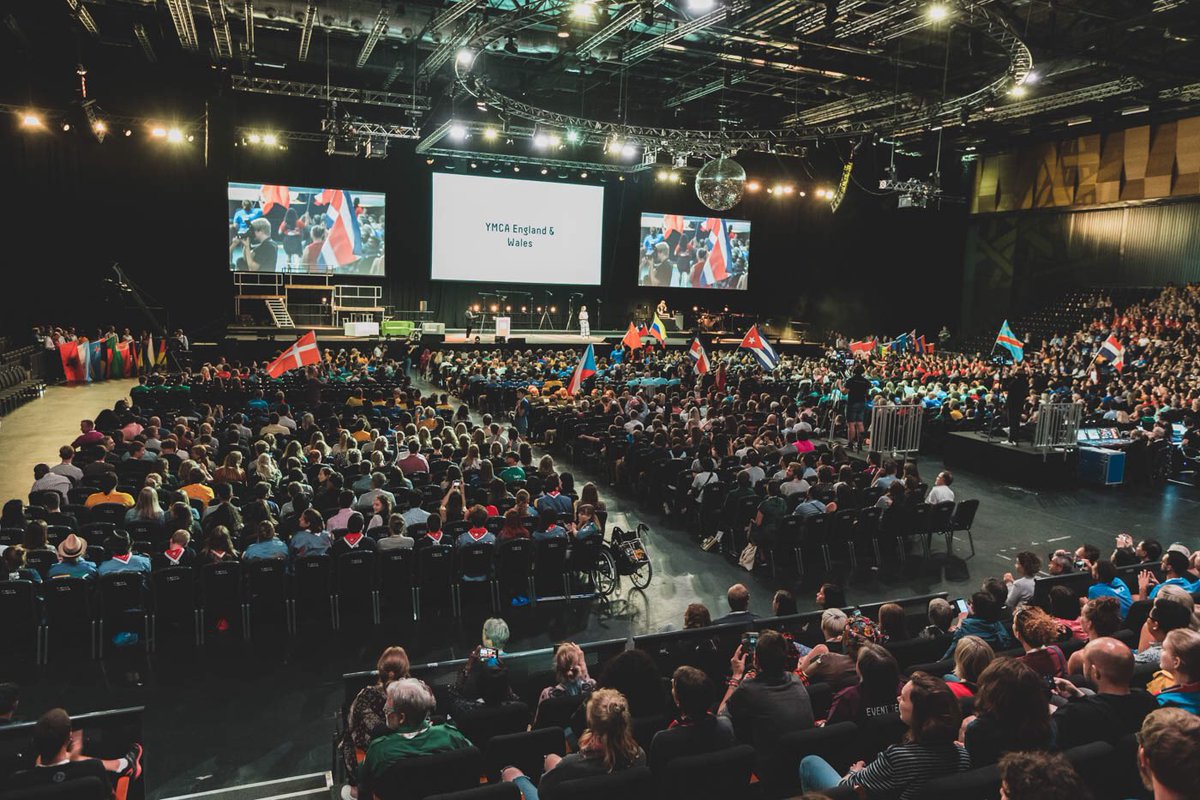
[648,313,667,344]
[317,189,362,267]
[1097,334,1124,372]
[87,340,104,382]
[266,330,321,378]
[567,344,597,396]
[622,322,643,350]
[739,324,779,370]
[661,214,686,254]
[995,320,1024,362]
[916,334,926,354]
[688,338,710,374]
[849,339,875,356]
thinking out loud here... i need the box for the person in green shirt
[498,452,526,484]
[749,479,787,552]
[356,678,473,800]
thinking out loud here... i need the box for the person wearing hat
[48,534,96,580]
[97,533,151,580]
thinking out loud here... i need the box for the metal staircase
[264,296,295,328]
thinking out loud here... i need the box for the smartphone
[453,481,462,487]
[478,647,497,661]
[954,597,969,614]
[741,631,758,654]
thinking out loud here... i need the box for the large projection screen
[637,212,750,290]
[431,173,604,285]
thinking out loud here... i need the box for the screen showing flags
[227,182,384,277]
[689,337,711,374]
[740,324,779,370]
[637,212,750,290]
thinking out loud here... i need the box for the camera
[741,631,758,654]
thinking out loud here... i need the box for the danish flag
[266,330,321,378]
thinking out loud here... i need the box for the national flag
[891,332,910,354]
[661,214,686,255]
[318,190,362,267]
[260,184,290,214]
[995,320,1024,362]
[649,313,667,343]
[1097,334,1124,372]
[688,338,710,374]
[622,322,643,350]
[699,217,731,287]
[916,334,926,354]
[59,341,85,383]
[849,340,875,355]
[266,330,321,378]
[739,324,779,370]
[87,341,104,382]
[567,344,597,396]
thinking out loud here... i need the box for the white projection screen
[431,172,604,285]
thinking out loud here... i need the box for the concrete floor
[0,380,136,505]
[3,377,1199,798]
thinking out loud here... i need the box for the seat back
[482,727,566,782]
[98,572,144,622]
[425,785,519,800]
[0,580,39,653]
[0,775,112,800]
[543,765,654,800]
[951,498,979,529]
[1064,740,1116,800]
[534,538,568,580]
[495,539,535,583]
[857,712,907,761]
[456,542,496,580]
[532,693,585,730]
[762,721,859,796]
[663,744,756,800]
[294,554,333,609]
[90,503,128,526]
[336,551,378,593]
[373,745,483,800]
[150,567,195,621]
[378,549,414,605]
[453,702,530,751]
[42,577,94,638]
[244,559,289,608]
[417,544,455,588]
[25,550,57,579]
[921,764,1001,800]
[201,561,242,614]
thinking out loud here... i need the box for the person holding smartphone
[718,629,814,752]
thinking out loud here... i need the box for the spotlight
[580,170,588,178]
[186,134,194,142]
[456,48,474,65]
[20,112,43,128]
[783,185,795,194]
[687,0,715,9]
[537,306,543,313]
[504,36,518,54]
[1008,84,1027,98]
[450,123,467,141]
[540,167,548,175]
[550,306,557,313]
[513,165,520,172]
[669,170,680,181]
[490,304,498,313]
[426,157,435,165]
[1023,71,1039,85]
[926,3,949,21]
[505,305,512,312]
[621,143,637,158]
[61,123,71,132]
[262,133,278,146]
[521,306,527,313]
[248,133,262,144]
[533,133,549,149]
[483,127,498,140]
[548,133,562,147]
[571,1,595,20]
[566,129,579,143]
[124,128,132,137]
[799,190,806,197]
[657,169,669,181]
[746,181,761,192]
[557,23,571,38]
[470,161,478,169]
[166,128,184,143]
[92,120,107,135]
[773,184,784,195]
[151,126,167,138]
[766,187,774,194]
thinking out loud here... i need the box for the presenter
[656,299,668,317]
[1005,366,1030,445]
[464,307,478,340]
[579,305,590,338]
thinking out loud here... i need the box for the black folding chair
[455,542,498,614]
[41,577,96,662]
[96,572,148,657]
[292,554,335,630]
[495,539,537,606]
[378,548,415,621]
[946,499,980,557]
[335,550,380,627]
[244,558,291,637]
[200,561,244,643]
[0,580,40,663]
[415,544,455,621]
[149,566,199,651]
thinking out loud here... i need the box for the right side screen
[637,212,750,290]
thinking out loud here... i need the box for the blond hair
[579,689,640,771]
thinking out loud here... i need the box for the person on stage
[1005,366,1030,444]
[656,299,668,318]
[578,305,590,337]
[464,307,478,340]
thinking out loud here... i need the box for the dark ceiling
[4,0,1200,161]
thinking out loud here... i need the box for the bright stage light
[540,167,548,175]
[21,112,43,128]
[490,304,499,312]
[799,190,806,197]
[669,171,680,181]
[571,1,595,20]
[926,3,949,21]
[580,170,588,178]
[1008,84,1027,98]
[151,126,167,138]
[93,120,107,135]
[550,306,557,313]
[262,133,278,145]
[548,133,562,147]
[687,0,715,11]
[483,127,498,140]
[782,185,795,194]
[657,169,668,181]
[521,306,527,312]
[470,161,478,169]
[456,48,474,65]
[621,143,637,157]
[513,165,520,172]
[123,129,132,137]
[450,124,468,141]
[166,128,184,143]
[61,122,72,132]
[248,133,262,144]
[1023,71,1039,85]
[566,129,579,143]
[746,181,760,192]
[426,158,435,165]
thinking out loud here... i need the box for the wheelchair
[589,523,653,597]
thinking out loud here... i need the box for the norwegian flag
[567,344,597,396]
[739,324,779,370]
[266,330,321,378]
[688,338,710,374]
[699,217,731,287]
[317,189,363,267]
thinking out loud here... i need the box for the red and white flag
[688,338,710,374]
[266,330,321,378]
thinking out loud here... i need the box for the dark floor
[6,385,1199,799]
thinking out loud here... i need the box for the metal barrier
[1033,401,1083,458]
[869,404,924,457]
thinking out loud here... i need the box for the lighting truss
[781,91,902,126]
[973,77,1143,122]
[132,23,156,62]
[427,0,481,36]
[297,1,316,62]
[65,0,99,37]
[418,18,480,84]
[1159,81,1200,101]
[357,8,391,68]
[242,0,254,55]
[576,0,666,58]
[665,73,746,108]
[82,99,106,142]
[207,0,233,59]
[164,0,199,51]
[424,148,650,174]
[622,1,751,65]
[230,75,430,112]
[835,0,916,39]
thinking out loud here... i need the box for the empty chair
[149,566,199,650]
[96,572,147,657]
[661,744,756,800]
[378,548,415,620]
[495,538,536,606]
[483,727,566,782]
[454,542,497,614]
[200,561,243,642]
[453,702,530,752]
[244,558,291,638]
[41,577,95,662]
[0,580,40,662]
[292,554,335,630]
[541,765,654,800]
[761,721,859,797]
[533,538,570,601]
[336,550,380,627]
[946,499,980,557]
[829,509,859,568]
[414,544,455,621]
[89,504,128,527]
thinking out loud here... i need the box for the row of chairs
[0,363,43,416]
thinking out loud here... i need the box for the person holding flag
[648,312,667,345]
[1095,334,1125,372]
[622,322,643,351]
[995,320,1024,363]
[266,331,321,379]
[567,344,597,396]
[688,337,710,375]
[739,324,778,370]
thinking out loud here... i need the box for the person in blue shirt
[1141,551,1200,601]
[1087,558,1134,617]
[533,510,568,543]
[793,487,832,519]
[289,508,332,558]
[47,534,97,581]
[97,532,152,579]
[943,591,1015,659]
[1155,628,1200,715]
[233,199,263,233]
[244,520,290,561]
[246,389,269,412]
[536,475,573,516]
[569,504,601,541]
[456,506,496,549]
[513,389,531,438]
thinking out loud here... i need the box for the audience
[649,665,736,774]
[1136,708,1200,799]
[339,647,410,799]
[720,629,814,752]
[999,751,1093,800]
[962,658,1055,766]
[1050,637,1157,748]
[1155,628,1200,714]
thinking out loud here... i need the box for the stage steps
[160,772,333,800]
[264,297,295,328]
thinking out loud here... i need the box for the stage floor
[9,377,1199,798]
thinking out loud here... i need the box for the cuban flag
[1097,334,1124,372]
[318,189,362,267]
[739,324,779,370]
[567,344,597,396]
[995,320,1024,363]
[689,338,710,374]
[699,217,731,287]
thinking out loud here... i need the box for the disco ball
[694,156,746,211]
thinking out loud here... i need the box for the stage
[943,431,1079,488]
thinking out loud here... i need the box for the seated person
[413,514,450,549]
[1012,606,1069,679]
[356,679,472,800]
[1088,558,1133,617]
[1156,628,1200,715]
[289,509,332,557]
[1135,596,1192,666]
[339,647,410,800]
[154,529,196,569]
[537,642,596,708]
[801,613,880,692]
[942,591,1014,659]
[649,665,736,774]
[85,474,134,509]
[48,534,96,580]
[179,468,215,509]
[535,474,573,515]
[719,629,814,752]
[455,505,496,548]
[376,515,415,551]
[944,635,994,700]
[568,503,601,541]
[3,545,42,583]
[97,532,151,578]
[826,644,904,726]
[962,658,1055,767]
[7,708,142,797]
[1050,637,1158,747]
[1134,708,1200,800]
[532,509,568,542]
[497,508,530,541]
[244,521,289,561]
[331,513,378,556]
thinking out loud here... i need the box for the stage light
[550,306,557,313]
[746,180,760,192]
[540,167,548,175]
[20,112,43,128]
[557,23,571,38]
[548,133,562,147]
[262,133,278,145]
[687,0,715,10]
[61,123,71,132]
[1023,71,1039,84]
[1008,84,1027,98]
[566,129,579,143]
[124,128,132,137]
[621,143,637,158]
[766,187,773,194]
[483,127,498,140]
[772,184,784,195]
[533,133,549,149]
[504,36,518,54]
[513,165,520,172]
[472,304,480,312]
[521,306,527,312]
[490,304,499,312]
[186,134,194,142]
[783,185,795,194]
[166,128,184,143]
[470,161,478,169]
[657,169,669,181]
[456,48,474,65]
[926,3,949,21]
[571,1,595,20]
[799,190,806,197]
[426,157,435,165]
[669,170,680,181]
[92,120,107,135]
[692,305,698,312]
[537,306,543,313]
[151,126,167,138]
[580,170,588,178]
[450,123,467,141]
[619,175,625,181]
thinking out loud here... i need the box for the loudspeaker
[420,333,445,347]
[507,337,526,347]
